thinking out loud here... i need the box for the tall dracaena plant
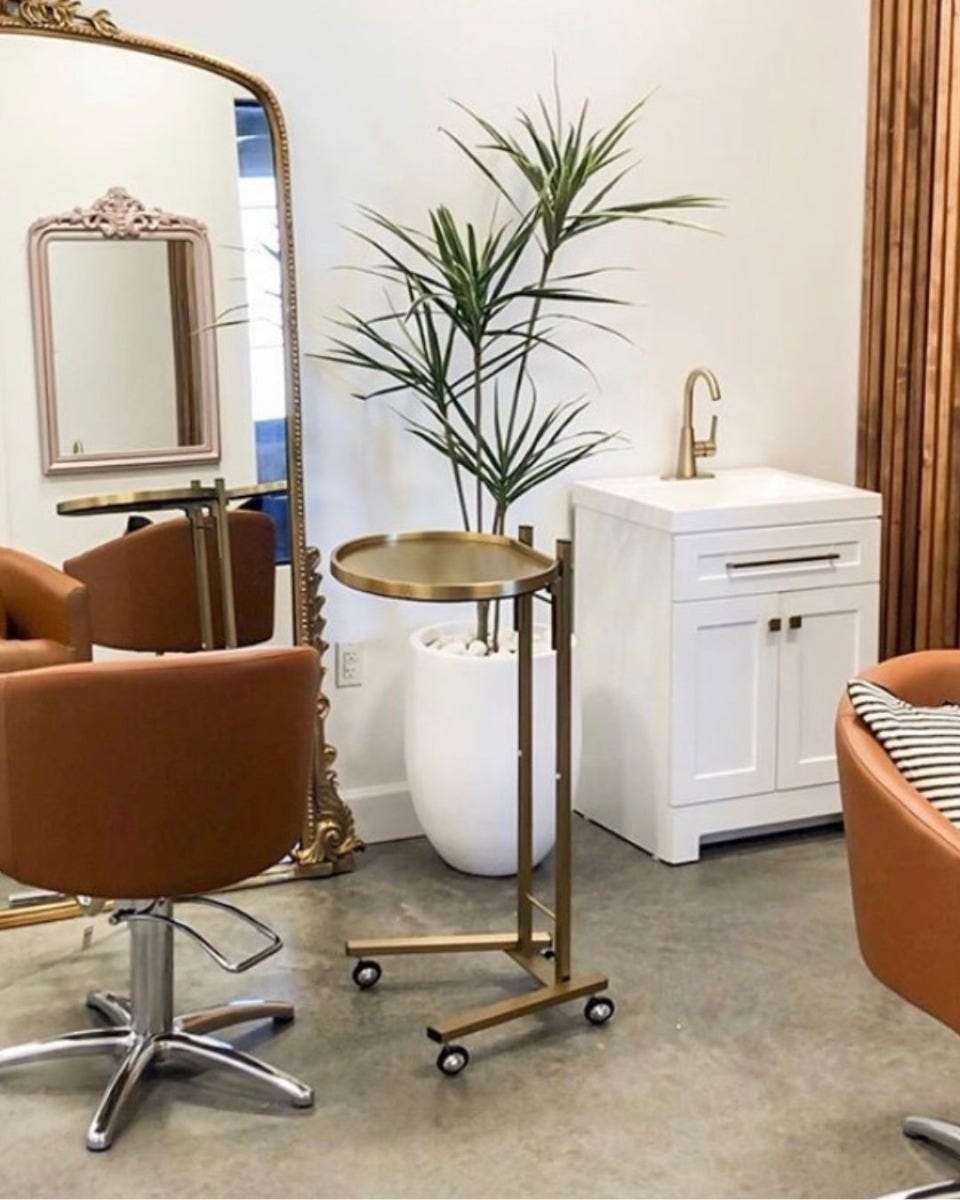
[318,89,716,648]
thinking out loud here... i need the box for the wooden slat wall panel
[858,0,960,658]
[940,3,960,643]
[879,0,911,652]
[900,0,938,650]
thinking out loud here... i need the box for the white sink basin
[571,467,882,534]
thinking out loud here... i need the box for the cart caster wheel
[352,959,382,990]
[540,948,556,960]
[436,1044,470,1076]
[584,995,615,1026]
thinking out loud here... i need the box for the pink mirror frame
[28,186,222,476]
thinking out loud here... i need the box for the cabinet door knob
[768,618,782,633]
[789,615,803,630]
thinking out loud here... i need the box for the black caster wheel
[352,959,382,990]
[540,947,556,961]
[436,1044,470,1076]
[584,995,615,1026]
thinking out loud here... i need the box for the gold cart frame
[0,0,361,929]
[333,528,613,1070]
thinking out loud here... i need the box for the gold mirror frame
[30,187,223,475]
[0,0,362,928]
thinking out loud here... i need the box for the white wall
[115,0,871,837]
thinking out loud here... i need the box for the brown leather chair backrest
[837,650,960,1036]
[0,546,91,661]
[64,510,276,653]
[0,646,318,900]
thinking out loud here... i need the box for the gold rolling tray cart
[331,527,614,1076]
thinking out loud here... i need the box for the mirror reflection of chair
[837,651,960,1189]
[0,546,91,673]
[64,509,276,653]
[0,646,319,1151]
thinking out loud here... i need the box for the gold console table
[331,527,614,1075]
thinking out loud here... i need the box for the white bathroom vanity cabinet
[572,468,882,863]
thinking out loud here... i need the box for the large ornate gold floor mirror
[0,1,360,929]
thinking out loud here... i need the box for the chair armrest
[0,548,91,661]
[837,698,960,1034]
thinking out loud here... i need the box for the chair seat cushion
[0,638,76,675]
[848,677,960,825]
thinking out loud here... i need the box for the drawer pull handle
[726,553,841,571]
[789,615,803,630]
[768,618,782,633]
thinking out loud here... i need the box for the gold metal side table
[331,527,614,1075]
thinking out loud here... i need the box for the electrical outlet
[336,642,363,688]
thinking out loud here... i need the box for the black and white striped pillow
[847,678,960,826]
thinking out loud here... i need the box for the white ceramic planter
[404,620,581,876]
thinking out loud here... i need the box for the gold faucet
[667,366,721,480]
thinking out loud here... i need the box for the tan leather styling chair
[0,646,318,1151]
[64,509,276,652]
[838,650,960,1170]
[0,546,91,672]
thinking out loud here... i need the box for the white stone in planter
[405,620,581,876]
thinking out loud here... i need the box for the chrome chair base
[905,1117,960,1161]
[0,992,312,1151]
[878,1117,960,1200]
[0,901,313,1150]
[881,1184,960,1200]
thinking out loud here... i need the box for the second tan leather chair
[838,650,960,1174]
[64,509,275,652]
[0,646,318,1151]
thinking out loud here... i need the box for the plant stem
[491,502,507,651]
[472,343,490,646]
[441,408,471,530]
[504,252,553,449]
[477,603,490,646]
[473,346,484,531]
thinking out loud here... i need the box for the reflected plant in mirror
[319,86,717,646]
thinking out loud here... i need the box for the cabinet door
[671,594,781,806]
[776,583,879,790]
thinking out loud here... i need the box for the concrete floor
[0,820,956,1198]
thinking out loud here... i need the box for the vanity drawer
[672,519,881,601]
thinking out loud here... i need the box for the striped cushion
[847,678,960,825]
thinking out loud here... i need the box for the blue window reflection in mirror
[234,99,290,565]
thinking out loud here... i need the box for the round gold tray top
[331,530,559,602]
[57,483,218,517]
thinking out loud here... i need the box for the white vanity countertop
[571,467,883,534]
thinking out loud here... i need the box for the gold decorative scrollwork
[296,546,365,870]
[0,0,117,35]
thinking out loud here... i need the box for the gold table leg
[212,478,239,650]
[426,969,610,1043]
[186,500,215,651]
[346,932,552,957]
[554,537,574,982]
[344,531,614,1072]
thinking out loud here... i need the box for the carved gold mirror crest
[0,0,361,927]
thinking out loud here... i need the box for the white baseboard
[342,782,422,844]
